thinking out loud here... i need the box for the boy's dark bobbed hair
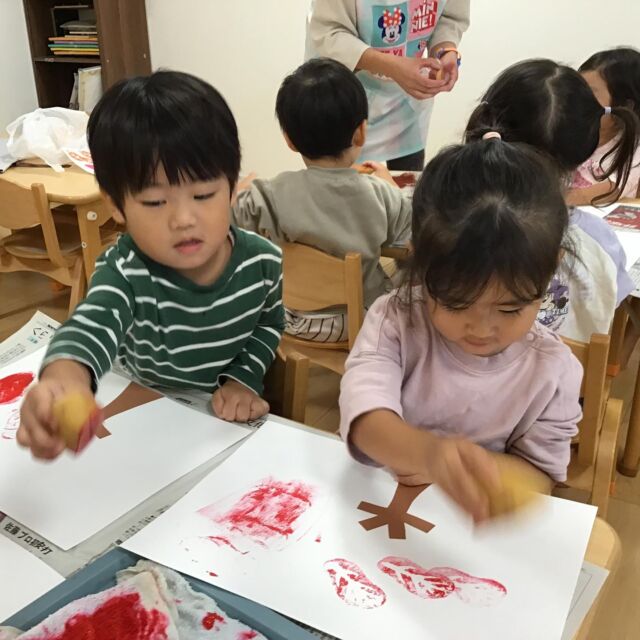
[88,70,241,211]
[276,58,368,160]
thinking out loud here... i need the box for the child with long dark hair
[572,47,640,203]
[465,59,639,341]
[339,138,582,522]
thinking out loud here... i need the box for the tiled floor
[1,270,639,638]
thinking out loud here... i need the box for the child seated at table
[570,47,640,204]
[232,58,412,343]
[465,59,639,342]
[340,138,582,522]
[17,71,284,460]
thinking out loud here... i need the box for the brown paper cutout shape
[96,382,163,438]
[358,483,434,539]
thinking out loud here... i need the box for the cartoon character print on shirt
[371,1,440,57]
[371,4,408,50]
[537,277,570,330]
[572,156,607,191]
[406,0,439,56]
[409,0,439,36]
[378,7,406,45]
[410,39,429,58]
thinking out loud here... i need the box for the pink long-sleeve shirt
[339,292,583,481]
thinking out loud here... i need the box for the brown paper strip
[96,382,163,438]
[357,483,434,539]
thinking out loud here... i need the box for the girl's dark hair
[276,58,368,160]
[465,59,639,204]
[408,139,569,310]
[580,47,640,119]
[88,70,241,212]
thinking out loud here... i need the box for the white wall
[0,0,38,128]
[146,0,310,178]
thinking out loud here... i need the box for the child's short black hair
[465,59,639,204]
[580,47,640,121]
[409,139,568,309]
[88,70,240,212]
[275,58,368,160]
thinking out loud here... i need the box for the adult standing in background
[306,0,470,170]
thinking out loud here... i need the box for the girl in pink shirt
[339,138,582,523]
[573,48,640,203]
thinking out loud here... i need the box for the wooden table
[0,164,111,283]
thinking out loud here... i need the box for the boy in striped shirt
[17,71,285,460]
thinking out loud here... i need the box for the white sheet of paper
[577,204,640,268]
[123,422,597,640]
[62,147,94,174]
[0,348,249,550]
[0,534,63,622]
[561,561,609,640]
[615,230,640,270]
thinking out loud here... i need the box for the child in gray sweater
[232,58,412,343]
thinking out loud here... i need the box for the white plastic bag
[6,107,89,173]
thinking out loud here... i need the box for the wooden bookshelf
[22,0,151,108]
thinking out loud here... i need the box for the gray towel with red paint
[2,561,264,640]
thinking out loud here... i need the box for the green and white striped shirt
[43,227,285,395]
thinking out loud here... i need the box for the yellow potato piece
[487,456,548,519]
[53,392,97,450]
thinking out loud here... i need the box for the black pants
[387,149,425,171]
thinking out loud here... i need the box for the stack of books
[48,20,99,57]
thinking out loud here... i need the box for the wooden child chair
[263,347,310,424]
[279,243,365,376]
[607,305,628,377]
[557,334,623,518]
[0,181,86,315]
[606,301,640,477]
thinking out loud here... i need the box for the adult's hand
[387,56,448,100]
[437,50,460,93]
[358,49,447,100]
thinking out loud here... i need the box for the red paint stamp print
[378,556,506,606]
[0,372,35,405]
[199,477,320,552]
[428,567,507,606]
[378,556,455,599]
[324,558,387,609]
